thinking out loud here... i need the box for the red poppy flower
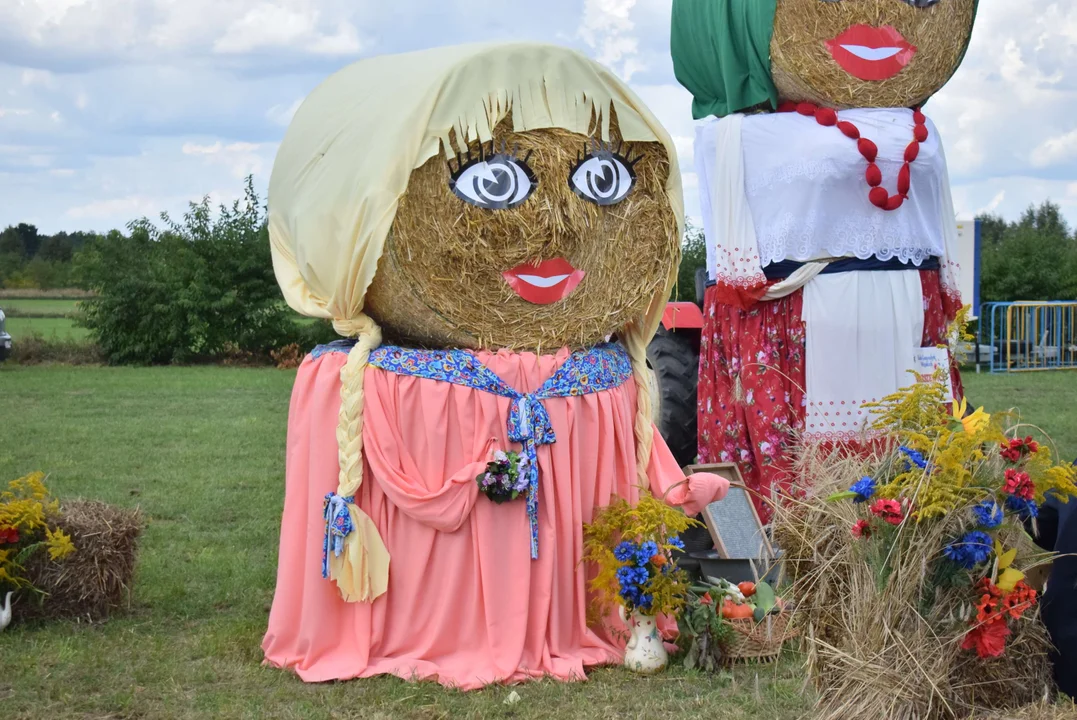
[1000,442,1022,463]
[651,554,667,568]
[851,520,872,539]
[869,499,904,526]
[0,526,18,544]
[1003,469,1035,500]
[962,620,1011,659]
[1001,437,1040,463]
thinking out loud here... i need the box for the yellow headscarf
[269,42,684,603]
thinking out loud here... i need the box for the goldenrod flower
[45,526,75,560]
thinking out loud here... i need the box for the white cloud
[213,4,360,55]
[66,194,161,220]
[0,107,32,118]
[266,97,303,126]
[21,69,55,87]
[1031,129,1077,168]
[578,0,643,81]
[181,139,268,179]
[977,191,1006,216]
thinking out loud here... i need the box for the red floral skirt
[698,269,962,523]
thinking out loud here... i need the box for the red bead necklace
[777,101,928,212]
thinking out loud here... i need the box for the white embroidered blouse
[694,107,962,303]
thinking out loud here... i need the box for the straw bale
[976,700,1077,720]
[365,112,679,352]
[770,0,977,109]
[773,445,1057,720]
[19,500,143,622]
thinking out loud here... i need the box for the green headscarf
[671,0,979,120]
[671,0,778,120]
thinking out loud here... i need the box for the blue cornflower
[614,541,637,562]
[943,531,993,569]
[637,594,654,611]
[636,541,659,565]
[900,446,928,470]
[667,536,685,551]
[972,500,1004,529]
[1006,495,1039,521]
[619,585,641,605]
[850,476,877,504]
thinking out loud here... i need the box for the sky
[1,0,1076,234]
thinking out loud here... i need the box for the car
[0,307,11,362]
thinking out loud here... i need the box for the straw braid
[334,314,383,497]
[621,323,656,489]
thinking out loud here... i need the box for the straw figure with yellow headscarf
[672,0,977,522]
[262,42,730,688]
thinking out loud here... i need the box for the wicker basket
[720,612,797,663]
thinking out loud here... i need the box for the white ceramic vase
[619,605,668,674]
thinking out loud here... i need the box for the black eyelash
[576,138,643,168]
[447,139,533,178]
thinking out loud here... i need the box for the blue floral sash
[366,343,634,559]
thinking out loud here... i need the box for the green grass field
[0,298,81,317]
[5,316,91,341]
[0,365,1073,719]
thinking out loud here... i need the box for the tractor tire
[647,326,700,468]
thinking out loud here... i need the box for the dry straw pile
[365,113,679,352]
[770,0,977,109]
[772,374,1077,720]
[23,500,143,621]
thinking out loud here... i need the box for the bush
[76,178,315,364]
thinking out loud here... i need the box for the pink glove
[688,472,730,505]
[667,473,731,516]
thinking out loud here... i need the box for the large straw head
[269,42,683,351]
[770,0,977,109]
[366,113,678,351]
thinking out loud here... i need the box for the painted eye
[449,148,536,210]
[569,144,639,206]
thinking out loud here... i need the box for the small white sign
[909,347,955,400]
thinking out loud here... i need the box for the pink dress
[262,346,713,689]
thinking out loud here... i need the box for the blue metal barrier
[978,301,1077,373]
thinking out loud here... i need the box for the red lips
[826,25,917,81]
[502,258,585,305]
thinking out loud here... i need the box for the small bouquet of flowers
[583,491,697,618]
[1,472,76,595]
[476,450,529,504]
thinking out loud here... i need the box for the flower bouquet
[1,472,76,627]
[774,351,1077,717]
[583,491,697,673]
[476,450,528,504]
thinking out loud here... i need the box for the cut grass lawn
[0,365,1074,719]
[5,316,91,341]
[0,298,81,317]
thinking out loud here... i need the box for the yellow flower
[45,526,75,560]
[952,397,990,435]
